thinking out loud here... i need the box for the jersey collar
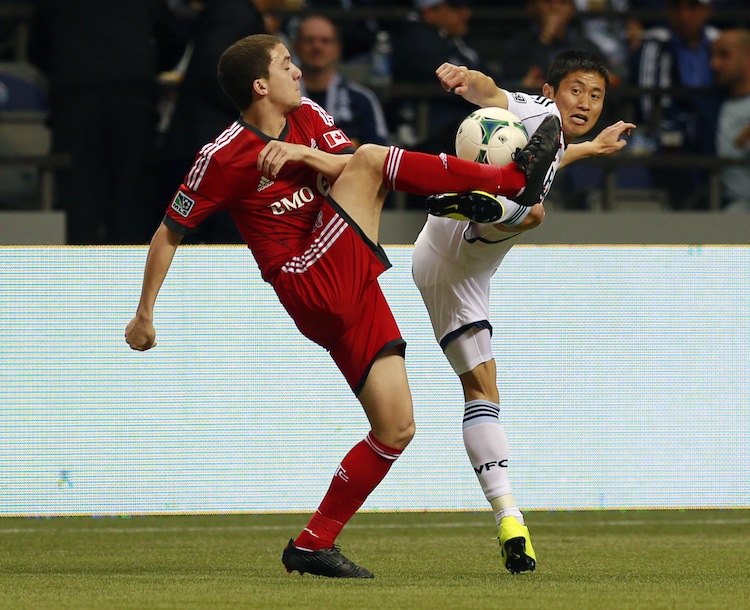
[238,116,291,142]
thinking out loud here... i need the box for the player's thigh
[416,257,492,346]
[358,352,414,449]
[329,144,389,243]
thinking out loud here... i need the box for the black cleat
[425,190,505,223]
[281,538,374,578]
[499,516,537,574]
[502,536,537,574]
[511,114,562,207]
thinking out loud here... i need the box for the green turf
[1,510,748,610]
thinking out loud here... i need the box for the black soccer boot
[510,114,561,207]
[282,538,374,578]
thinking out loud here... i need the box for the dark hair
[546,50,610,91]
[218,34,280,112]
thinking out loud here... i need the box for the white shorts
[412,215,523,374]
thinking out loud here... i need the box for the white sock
[462,400,523,528]
[491,495,524,528]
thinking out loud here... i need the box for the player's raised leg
[426,114,562,220]
[329,143,522,238]
[328,117,560,232]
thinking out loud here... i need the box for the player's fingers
[267,151,286,178]
[256,146,268,172]
[612,120,636,132]
[435,62,455,78]
[261,146,279,176]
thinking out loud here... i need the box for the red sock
[383,146,526,197]
[294,432,401,551]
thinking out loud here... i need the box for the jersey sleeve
[163,152,233,234]
[300,97,356,154]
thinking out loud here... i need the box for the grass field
[1,509,748,610]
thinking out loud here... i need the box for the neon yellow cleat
[425,190,505,223]
[499,516,536,574]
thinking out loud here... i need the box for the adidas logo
[257,176,274,192]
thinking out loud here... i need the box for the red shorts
[270,198,405,395]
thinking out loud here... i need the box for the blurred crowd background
[0,0,748,244]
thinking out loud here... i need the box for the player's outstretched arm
[435,63,508,109]
[125,222,183,352]
[258,140,353,182]
[560,120,636,168]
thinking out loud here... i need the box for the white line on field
[1,517,749,535]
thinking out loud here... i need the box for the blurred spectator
[500,0,605,91]
[159,0,284,243]
[711,28,750,211]
[0,0,33,60]
[629,0,722,210]
[390,0,495,155]
[294,14,388,147]
[574,0,631,79]
[27,0,185,244]
[301,0,402,63]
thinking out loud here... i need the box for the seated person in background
[301,0,402,63]
[573,0,632,79]
[390,0,497,155]
[500,0,605,91]
[711,28,750,211]
[294,13,389,147]
[629,0,722,210]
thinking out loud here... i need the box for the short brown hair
[218,34,280,111]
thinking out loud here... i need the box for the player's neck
[241,104,288,139]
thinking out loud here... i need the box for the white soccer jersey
[412,91,565,371]
[503,89,566,207]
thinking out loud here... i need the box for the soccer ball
[455,107,529,167]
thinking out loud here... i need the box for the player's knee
[526,203,545,227]
[350,143,388,170]
[389,418,416,450]
[401,418,416,447]
[374,417,415,451]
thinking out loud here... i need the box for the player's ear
[253,78,268,97]
[542,82,554,100]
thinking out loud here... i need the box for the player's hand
[436,63,471,97]
[257,140,307,179]
[592,120,637,155]
[125,317,157,351]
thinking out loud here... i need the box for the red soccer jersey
[164,98,354,282]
